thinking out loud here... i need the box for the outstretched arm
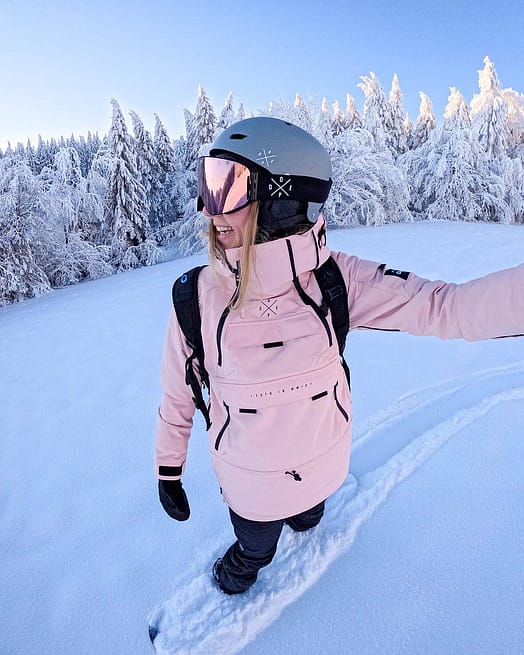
[335,253,524,341]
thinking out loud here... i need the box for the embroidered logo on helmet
[256,148,276,167]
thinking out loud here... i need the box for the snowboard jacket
[155,215,524,521]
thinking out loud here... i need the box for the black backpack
[172,257,350,429]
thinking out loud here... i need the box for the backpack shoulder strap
[314,257,351,388]
[172,265,211,429]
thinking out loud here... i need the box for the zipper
[214,402,230,450]
[216,306,231,367]
[216,264,240,367]
[333,382,349,422]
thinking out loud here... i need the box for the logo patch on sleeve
[384,268,410,280]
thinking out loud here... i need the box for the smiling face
[204,203,252,250]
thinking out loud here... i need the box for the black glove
[158,479,190,521]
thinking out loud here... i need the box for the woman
[154,117,524,595]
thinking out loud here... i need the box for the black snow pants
[215,500,325,594]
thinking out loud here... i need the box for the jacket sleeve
[154,309,197,481]
[333,252,524,341]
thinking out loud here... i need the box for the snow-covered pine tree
[345,94,362,129]
[411,92,436,150]
[0,158,50,305]
[130,110,163,232]
[83,140,111,244]
[182,109,194,168]
[39,146,83,230]
[74,135,91,177]
[172,86,220,255]
[215,92,236,135]
[501,156,524,223]
[172,199,209,256]
[154,114,175,176]
[153,113,178,232]
[105,99,152,268]
[386,74,408,156]
[293,93,313,133]
[502,88,524,155]
[40,147,111,286]
[404,113,413,149]
[332,100,346,137]
[171,136,202,256]
[358,72,389,151]
[47,138,59,164]
[196,85,217,144]
[325,128,411,227]
[470,57,510,159]
[185,85,217,170]
[469,57,524,222]
[33,135,51,174]
[14,142,25,160]
[25,140,36,172]
[402,87,510,222]
[264,97,293,122]
[236,102,245,122]
[316,97,333,148]
[87,131,102,165]
[171,136,196,220]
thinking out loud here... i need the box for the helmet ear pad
[255,199,312,243]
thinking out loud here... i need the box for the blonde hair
[208,202,259,310]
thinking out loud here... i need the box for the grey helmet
[209,116,332,225]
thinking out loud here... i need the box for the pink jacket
[155,217,524,521]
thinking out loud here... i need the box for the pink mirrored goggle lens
[198,157,251,216]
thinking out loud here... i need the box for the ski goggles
[197,156,333,216]
[197,157,252,216]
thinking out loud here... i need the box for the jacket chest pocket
[219,309,334,381]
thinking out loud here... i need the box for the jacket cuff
[156,463,185,480]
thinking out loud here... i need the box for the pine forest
[1,57,523,306]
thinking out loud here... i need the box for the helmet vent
[229,133,247,140]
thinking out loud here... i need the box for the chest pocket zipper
[214,402,231,450]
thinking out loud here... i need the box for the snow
[1,220,523,655]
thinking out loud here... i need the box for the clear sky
[1,0,523,150]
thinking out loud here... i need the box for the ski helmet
[199,117,332,227]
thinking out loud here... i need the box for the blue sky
[1,0,523,150]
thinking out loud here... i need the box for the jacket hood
[221,214,331,299]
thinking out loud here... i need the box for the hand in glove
[158,479,190,521]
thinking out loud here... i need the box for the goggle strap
[251,171,332,204]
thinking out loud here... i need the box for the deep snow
[1,220,523,655]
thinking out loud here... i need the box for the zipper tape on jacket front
[216,264,240,367]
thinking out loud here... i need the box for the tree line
[1,57,523,306]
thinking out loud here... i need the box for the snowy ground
[1,220,523,655]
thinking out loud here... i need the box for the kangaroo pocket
[209,364,352,471]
